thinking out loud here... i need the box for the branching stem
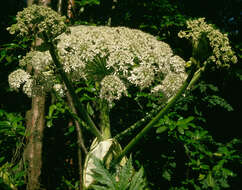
[114,60,203,164]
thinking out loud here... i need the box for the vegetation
[0,0,241,190]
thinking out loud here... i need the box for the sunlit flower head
[7,5,68,40]
[178,18,237,68]
[9,22,187,102]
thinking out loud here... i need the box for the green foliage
[155,115,241,189]
[75,0,100,7]
[46,101,68,128]
[0,109,25,162]
[84,56,113,82]
[56,176,79,190]
[0,162,25,189]
[134,90,164,111]
[0,109,26,189]
[90,156,147,190]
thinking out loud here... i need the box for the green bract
[7,5,68,40]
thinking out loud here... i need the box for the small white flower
[128,64,155,89]
[8,69,31,90]
[100,75,127,104]
[53,84,65,97]
[152,72,187,99]
[23,79,33,97]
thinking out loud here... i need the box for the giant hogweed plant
[7,5,237,189]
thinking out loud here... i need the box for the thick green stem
[44,34,103,141]
[100,100,111,139]
[187,66,204,90]
[114,65,200,164]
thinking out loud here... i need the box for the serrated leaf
[130,167,146,190]
[90,157,116,190]
[117,157,133,190]
[91,185,108,190]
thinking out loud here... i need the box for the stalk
[115,59,205,141]
[66,92,88,154]
[100,100,111,139]
[114,62,202,164]
[66,92,86,190]
[43,34,103,141]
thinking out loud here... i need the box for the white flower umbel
[100,75,127,104]
[57,25,187,101]
[152,72,187,99]
[7,5,68,40]
[23,79,33,97]
[178,18,237,68]
[20,51,53,72]
[53,84,65,97]
[128,63,155,89]
[9,23,188,101]
[8,69,31,90]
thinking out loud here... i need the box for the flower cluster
[100,75,127,104]
[9,23,187,102]
[7,5,68,40]
[151,56,187,99]
[8,69,31,90]
[9,50,63,97]
[57,25,187,102]
[178,18,237,67]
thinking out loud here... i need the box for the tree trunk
[26,95,45,190]
[67,0,75,21]
[23,1,50,190]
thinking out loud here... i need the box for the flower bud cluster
[178,18,237,67]
[7,5,68,40]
